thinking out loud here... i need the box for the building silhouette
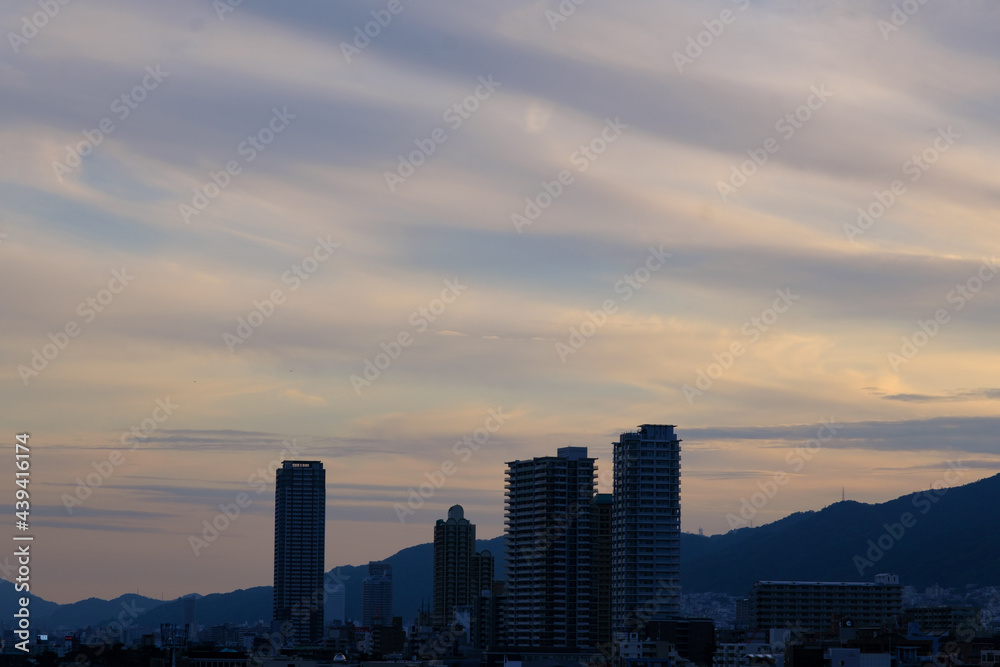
[327,582,346,625]
[432,504,497,649]
[591,492,613,648]
[273,460,326,645]
[749,575,903,632]
[183,595,197,643]
[363,561,394,628]
[469,550,496,647]
[433,505,478,630]
[474,580,508,649]
[613,424,681,633]
[504,446,598,649]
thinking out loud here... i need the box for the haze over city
[2,0,1000,607]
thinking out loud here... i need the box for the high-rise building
[591,493,613,648]
[471,549,494,599]
[327,583,346,625]
[273,460,326,646]
[433,505,496,648]
[504,446,598,649]
[474,580,507,650]
[612,424,681,633]
[433,505,477,630]
[363,562,394,628]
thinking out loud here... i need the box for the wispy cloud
[3,0,1000,603]
[882,388,1000,402]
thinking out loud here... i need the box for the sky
[1,0,999,606]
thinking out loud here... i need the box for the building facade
[504,446,598,649]
[592,493,614,649]
[749,575,903,632]
[612,425,682,633]
[363,561,394,628]
[433,505,478,630]
[273,460,326,646]
[903,605,982,635]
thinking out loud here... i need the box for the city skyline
[9,425,995,606]
[9,421,998,606]
[3,0,1000,608]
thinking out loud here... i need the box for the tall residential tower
[612,425,681,633]
[504,447,598,649]
[273,460,326,645]
[363,562,394,628]
[433,505,496,647]
[433,505,477,630]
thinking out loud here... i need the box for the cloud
[882,388,1000,402]
[686,416,1000,454]
[283,388,327,406]
[870,460,1000,472]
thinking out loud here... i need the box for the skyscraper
[504,446,597,649]
[591,493,613,648]
[327,583,346,625]
[469,550,497,649]
[612,425,681,634]
[363,561,394,628]
[273,460,326,646]
[433,505,477,630]
[433,505,496,648]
